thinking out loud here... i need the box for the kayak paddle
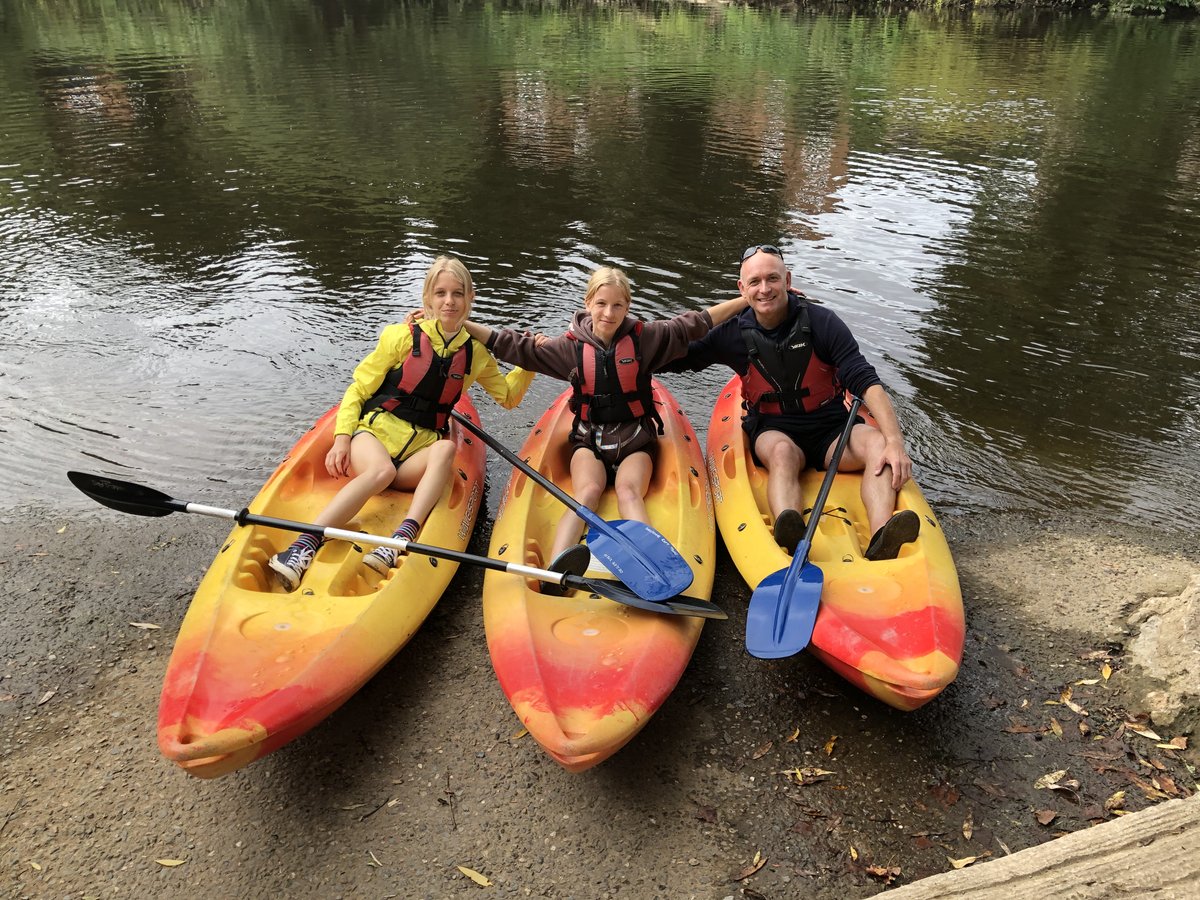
[448,410,694,603]
[66,471,723,619]
[745,395,863,658]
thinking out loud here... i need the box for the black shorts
[569,421,658,484]
[744,403,861,471]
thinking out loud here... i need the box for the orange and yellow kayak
[484,381,714,772]
[157,397,485,778]
[707,377,963,710]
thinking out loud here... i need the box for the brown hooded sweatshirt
[485,308,713,465]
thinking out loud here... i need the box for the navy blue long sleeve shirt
[660,292,882,401]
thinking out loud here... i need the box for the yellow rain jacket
[335,320,534,460]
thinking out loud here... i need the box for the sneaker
[269,540,319,590]
[773,508,805,555]
[864,510,920,561]
[541,544,591,597]
[363,545,397,575]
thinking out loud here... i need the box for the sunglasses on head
[741,244,784,262]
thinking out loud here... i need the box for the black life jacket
[361,323,472,433]
[567,321,662,432]
[739,300,840,415]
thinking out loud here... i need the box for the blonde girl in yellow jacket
[269,256,534,589]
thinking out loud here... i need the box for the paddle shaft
[161,500,592,587]
[67,470,724,616]
[795,395,864,557]
[450,409,581,513]
[760,395,862,649]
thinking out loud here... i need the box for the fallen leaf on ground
[155,859,185,867]
[1127,774,1170,801]
[864,864,901,884]
[849,846,858,861]
[1156,775,1182,797]
[1126,724,1163,741]
[973,779,1006,799]
[1104,790,1126,811]
[1074,678,1100,686]
[947,855,978,869]
[1034,770,1069,790]
[1050,718,1063,739]
[962,813,974,840]
[510,728,528,740]
[129,622,161,630]
[824,736,838,755]
[785,728,800,743]
[457,865,491,886]
[1063,697,1088,716]
[37,690,56,706]
[787,767,835,785]
[751,740,773,759]
[57,526,67,534]
[1164,736,1188,750]
[733,853,767,881]
[1035,809,1058,826]
[929,781,960,807]
[997,838,1012,856]
[30,861,42,871]
[1101,663,1112,681]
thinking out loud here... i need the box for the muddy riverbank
[2,509,1197,898]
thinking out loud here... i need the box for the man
[665,244,918,560]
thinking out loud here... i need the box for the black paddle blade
[664,597,728,620]
[571,575,727,619]
[67,471,182,518]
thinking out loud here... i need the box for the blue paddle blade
[581,514,694,602]
[745,539,823,659]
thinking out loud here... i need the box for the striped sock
[392,518,420,543]
[293,534,322,554]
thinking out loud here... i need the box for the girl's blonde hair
[422,256,475,312]
[583,266,632,306]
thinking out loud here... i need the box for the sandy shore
[2,509,1196,898]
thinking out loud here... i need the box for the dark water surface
[2,1,1198,531]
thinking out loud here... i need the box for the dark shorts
[744,403,861,471]
[569,420,658,484]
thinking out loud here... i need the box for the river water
[2,1,1198,532]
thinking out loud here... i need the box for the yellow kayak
[707,377,963,710]
[157,397,485,777]
[484,380,714,771]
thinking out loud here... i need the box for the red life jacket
[739,301,840,415]
[362,323,472,433]
[567,321,662,431]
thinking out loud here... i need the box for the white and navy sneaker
[269,539,320,590]
[363,545,397,575]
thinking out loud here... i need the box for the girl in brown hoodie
[462,267,747,570]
